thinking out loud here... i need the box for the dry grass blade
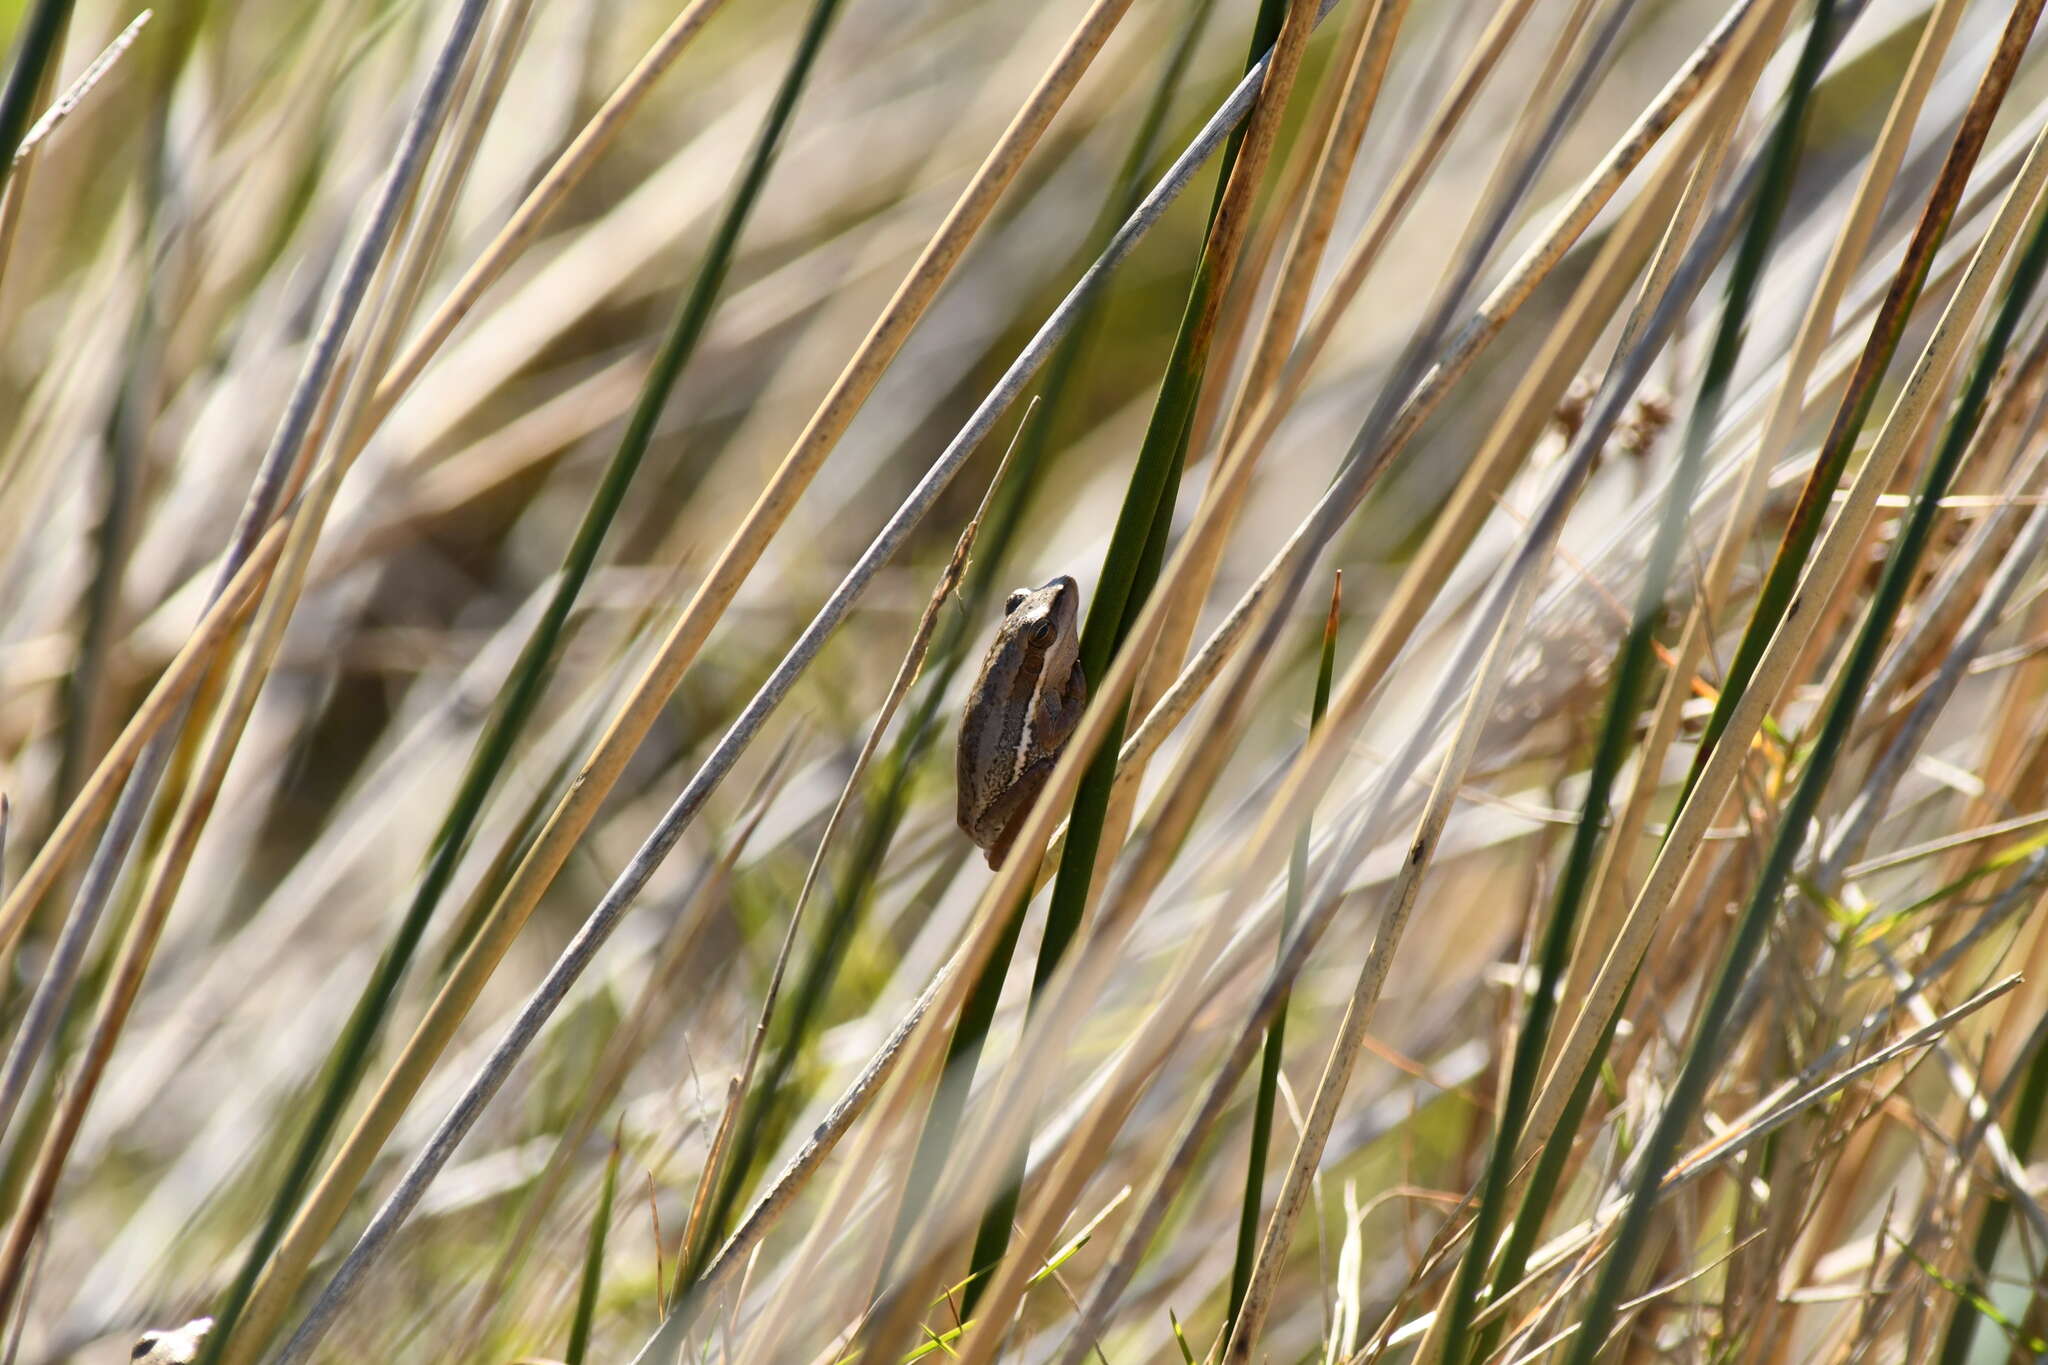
[13,8,147,162]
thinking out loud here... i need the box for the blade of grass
[0,1,74,317]
[1166,0,1404,654]
[1099,0,1414,963]
[1214,566,1546,1365]
[1225,573,1340,1335]
[564,1123,623,1365]
[1822,498,2048,881]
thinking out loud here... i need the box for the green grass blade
[1227,574,1340,1332]
[565,1125,625,1365]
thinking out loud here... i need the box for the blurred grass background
[2,0,2048,1361]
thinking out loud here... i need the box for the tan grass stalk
[635,964,955,1364]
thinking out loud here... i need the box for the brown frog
[956,576,1087,867]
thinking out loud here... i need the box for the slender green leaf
[565,1125,624,1365]
[1227,574,1340,1332]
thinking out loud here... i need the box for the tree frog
[956,576,1087,867]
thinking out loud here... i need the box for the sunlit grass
[3,0,2048,1361]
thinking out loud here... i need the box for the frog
[956,575,1087,867]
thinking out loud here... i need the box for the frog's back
[957,648,1024,841]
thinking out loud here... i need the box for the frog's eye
[1005,589,1028,614]
[1030,619,1057,646]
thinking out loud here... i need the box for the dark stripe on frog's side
[956,577,1084,861]
[955,609,1052,829]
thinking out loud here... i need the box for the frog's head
[1002,575,1081,678]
